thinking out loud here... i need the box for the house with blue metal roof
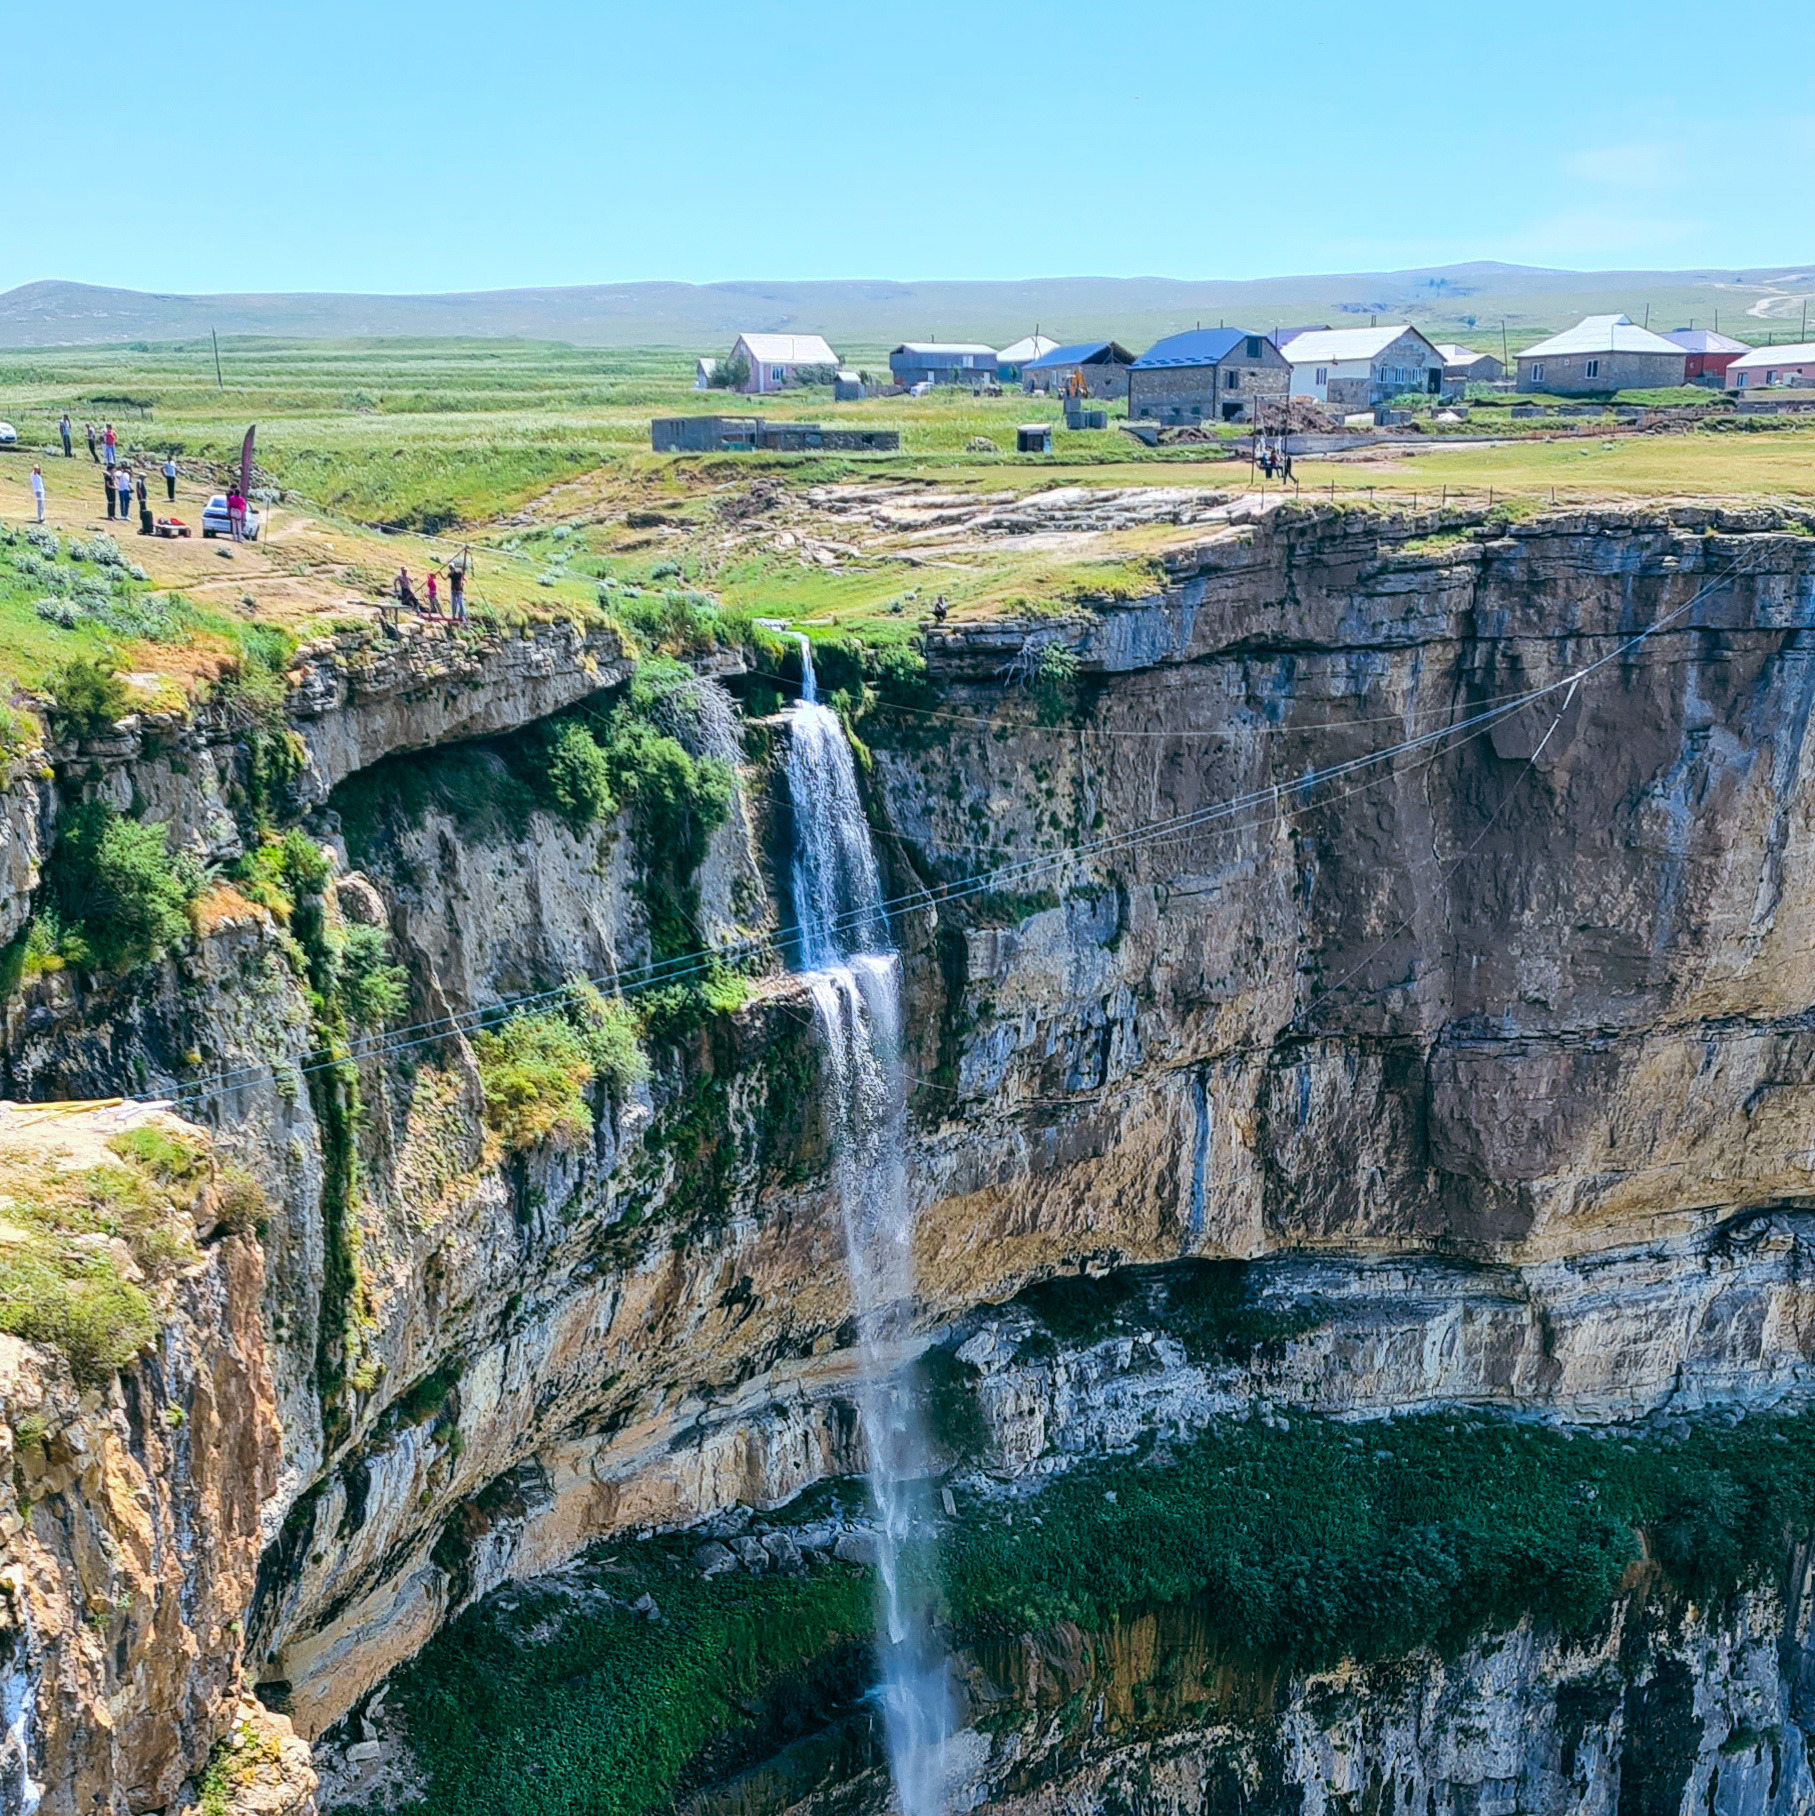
[1022,340,1137,400]
[1128,328,1290,425]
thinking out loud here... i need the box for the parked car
[200,495,261,540]
[0,424,17,445]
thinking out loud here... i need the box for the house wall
[1129,347,1289,423]
[1729,360,1815,390]
[1025,361,1131,401]
[1517,350,1686,394]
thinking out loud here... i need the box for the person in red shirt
[425,570,440,615]
[227,489,246,541]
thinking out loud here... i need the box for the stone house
[1283,326,1444,409]
[1435,343,1504,386]
[1127,329,1290,425]
[729,333,841,395]
[1022,340,1137,400]
[1515,317,1686,394]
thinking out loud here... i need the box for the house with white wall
[730,333,841,394]
[1283,326,1444,409]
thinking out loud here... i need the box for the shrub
[213,1168,269,1239]
[522,717,615,828]
[338,922,408,1027]
[44,656,129,738]
[45,801,196,974]
[472,1011,596,1152]
[563,979,649,1096]
[106,1124,206,1185]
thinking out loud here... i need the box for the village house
[889,343,1000,388]
[1435,343,1504,386]
[995,334,1058,382]
[1663,328,1753,386]
[1726,342,1815,390]
[728,333,841,394]
[1515,316,1686,394]
[1022,340,1137,400]
[1126,329,1289,425]
[1283,326,1444,409]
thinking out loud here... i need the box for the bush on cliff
[43,800,198,974]
[472,985,647,1154]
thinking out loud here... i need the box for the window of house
[1530,363,1543,381]
[1584,359,1599,379]
[1315,368,1327,385]
[1735,372,1747,388]
[1245,337,1261,359]
[1225,369,1239,388]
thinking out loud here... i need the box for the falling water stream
[785,634,950,1816]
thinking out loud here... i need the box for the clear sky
[8,0,1812,295]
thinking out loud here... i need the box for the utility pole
[1501,318,1510,373]
[211,328,224,390]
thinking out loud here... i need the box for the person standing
[103,465,117,519]
[161,453,177,502]
[58,414,72,458]
[85,422,98,462]
[136,472,153,535]
[425,569,439,616]
[448,558,466,621]
[227,487,246,542]
[29,464,45,524]
[116,466,133,523]
[102,423,116,466]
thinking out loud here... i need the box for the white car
[0,424,17,445]
[200,495,261,541]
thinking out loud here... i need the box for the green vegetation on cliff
[355,1403,1815,1816]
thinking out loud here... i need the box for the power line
[171,553,1758,1111]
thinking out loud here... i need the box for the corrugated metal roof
[892,343,998,357]
[1130,328,1252,370]
[1436,343,1495,364]
[1516,315,1685,359]
[734,333,839,366]
[1280,325,1429,366]
[1663,329,1752,354]
[997,335,1059,364]
[1729,341,1815,370]
[1025,340,1135,370]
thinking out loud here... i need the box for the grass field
[0,336,1811,713]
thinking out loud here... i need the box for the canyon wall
[4,500,1815,1808]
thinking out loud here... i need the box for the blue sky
[7,0,1812,294]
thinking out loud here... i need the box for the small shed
[1663,329,1752,386]
[1022,340,1137,400]
[833,370,864,402]
[1016,423,1053,454]
[693,357,720,390]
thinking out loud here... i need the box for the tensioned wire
[170,552,1759,1110]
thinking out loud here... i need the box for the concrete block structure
[1436,343,1505,386]
[1022,340,1136,400]
[1127,329,1289,425]
[650,417,898,453]
[1284,326,1444,409]
[1515,317,1686,394]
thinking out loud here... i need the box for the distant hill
[3,265,1810,352]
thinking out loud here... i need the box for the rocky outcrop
[0,1103,288,1816]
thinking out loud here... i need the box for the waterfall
[785,666,950,1816]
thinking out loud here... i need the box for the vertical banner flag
[240,425,256,501]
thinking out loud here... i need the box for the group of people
[392,558,467,623]
[1256,436,1295,482]
[99,456,177,533]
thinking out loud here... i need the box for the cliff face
[7,501,1815,1808]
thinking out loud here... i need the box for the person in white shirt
[161,455,177,502]
[29,464,45,523]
